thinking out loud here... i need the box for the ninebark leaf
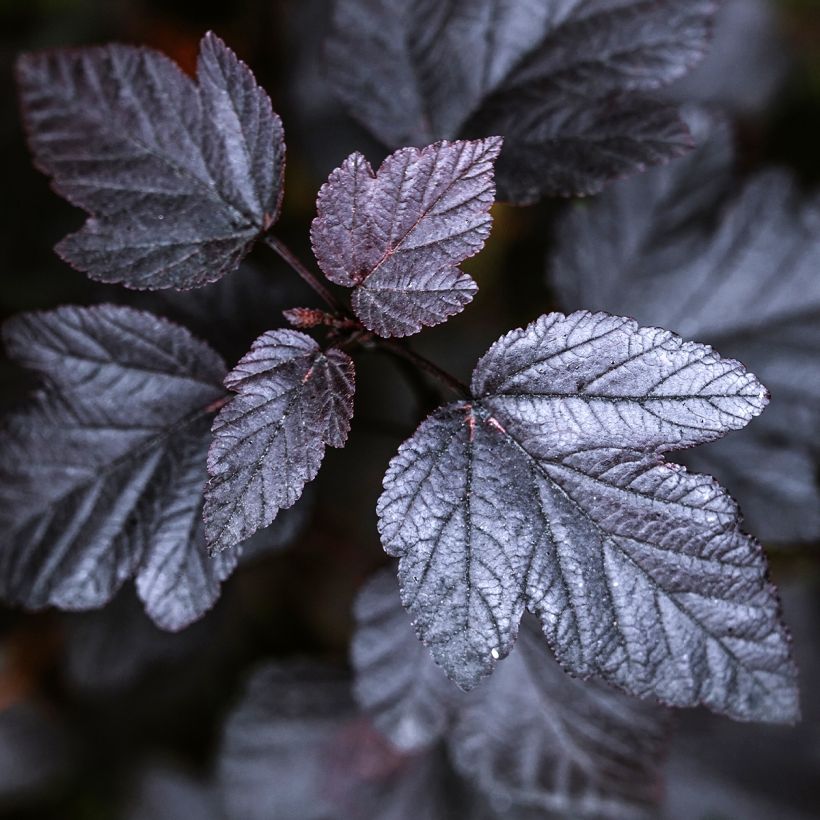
[218,662,463,820]
[450,618,666,819]
[311,138,500,336]
[353,570,668,818]
[352,569,461,752]
[0,305,235,629]
[378,311,798,723]
[204,330,355,551]
[17,32,285,289]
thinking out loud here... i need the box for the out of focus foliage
[0,1,818,818]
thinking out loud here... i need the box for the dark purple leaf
[61,497,309,694]
[353,569,667,818]
[327,0,717,199]
[204,330,354,551]
[550,112,820,543]
[311,138,500,337]
[0,305,236,629]
[378,311,798,722]
[664,581,820,819]
[17,32,284,289]
[218,663,354,820]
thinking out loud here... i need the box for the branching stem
[264,235,469,400]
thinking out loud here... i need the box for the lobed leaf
[0,305,236,629]
[311,138,500,336]
[17,32,285,289]
[204,330,354,551]
[327,0,718,199]
[378,311,798,723]
[550,111,820,542]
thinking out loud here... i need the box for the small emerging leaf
[17,32,285,289]
[378,311,798,723]
[311,138,500,336]
[204,330,354,551]
[0,305,235,629]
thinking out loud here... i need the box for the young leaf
[204,330,354,551]
[550,113,820,543]
[327,0,718,199]
[352,570,668,818]
[0,305,235,629]
[311,138,500,337]
[378,311,798,723]
[17,32,284,289]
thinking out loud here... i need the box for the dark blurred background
[0,1,819,818]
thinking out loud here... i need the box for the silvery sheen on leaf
[378,310,798,723]
[353,569,667,819]
[16,32,285,289]
[327,0,718,199]
[311,138,500,337]
[204,329,355,551]
[550,110,820,543]
[0,305,236,630]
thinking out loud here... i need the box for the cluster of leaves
[1,1,816,815]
